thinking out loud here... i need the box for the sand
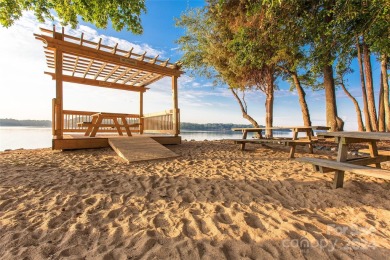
[0,140,390,259]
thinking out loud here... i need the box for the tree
[278,69,313,128]
[231,0,344,131]
[0,0,146,33]
[378,71,385,131]
[381,56,390,131]
[300,0,346,131]
[335,63,364,131]
[362,39,378,131]
[230,89,260,128]
[356,37,372,131]
[176,8,261,128]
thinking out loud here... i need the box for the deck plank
[108,137,179,162]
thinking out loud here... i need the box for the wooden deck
[53,134,181,150]
[109,137,179,162]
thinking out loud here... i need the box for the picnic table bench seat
[296,157,390,188]
[230,138,316,145]
[230,138,318,158]
[359,149,390,156]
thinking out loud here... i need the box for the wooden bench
[296,157,390,188]
[359,149,390,156]
[230,138,318,158]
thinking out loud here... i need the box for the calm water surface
[0,127,292,151]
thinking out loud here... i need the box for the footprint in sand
[128,237,157,259]
[107,208,122,219]
[182,218,197,237]
[216,213,233,225]
[47,212,71,229]
[40,244,57,258]
[84,197,97,205]
[181,192,196,203]
[244,213,266,230]
[241,231,253,244]
[153,213,171,229]
[197,242,207,258]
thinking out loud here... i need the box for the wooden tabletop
[232,126,330,131]
[318,131,390,141]
[91,112,133,117]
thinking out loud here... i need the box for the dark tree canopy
[0,0,146,33]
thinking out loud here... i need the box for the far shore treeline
[0,118,261,131]
[0,119,51,127]
[181,123,253,131]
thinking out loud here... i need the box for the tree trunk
[323,64,341,131]
[230,88,260,127]
[362,39,378,131]
[356,37,372,131]
[340,82,364,131]
[292,72,312,127]
[336,116,344,131]
[265,79,274,138]
[378,71,385,132]
[382,54,390,132]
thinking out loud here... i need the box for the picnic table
[297,131,390,188]
[79,112,138,137]
[230,126,330,158]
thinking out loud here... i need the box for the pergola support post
[172,76,180,136]
[139,91,144,134]
[54,31,64,139]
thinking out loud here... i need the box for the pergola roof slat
[103,65,120,81]
[94,62,107,80]
[35,27,183,92]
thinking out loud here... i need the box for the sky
[0,1,384,130]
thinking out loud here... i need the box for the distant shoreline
[0,119,51,127]
[0,119,256,131]
[0,126,51,128]
[0,119,291,132]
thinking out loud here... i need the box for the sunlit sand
[1,141,389,259]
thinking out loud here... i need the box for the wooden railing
[143,109,180,135]
[62,110,140,133]
[51,99,179,135]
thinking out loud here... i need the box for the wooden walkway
[108,137,179,162]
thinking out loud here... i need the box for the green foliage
[0,0,146,33]
[178,0,388,93]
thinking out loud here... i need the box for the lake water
[0,127,292,151]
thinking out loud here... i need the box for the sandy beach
[1,140,390,259]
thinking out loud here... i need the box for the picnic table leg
[305,129,314,154]
[333,170,345,189]
[292,130,298,140]
[257,130,267,147]
[368,141,381,168]
[90,116,103,137]
[289,144,296,159]
[334,139,348,188]
[112,118,123,136]
[241,130,248,150]
[121,117,132,136]
[85,116,98,136]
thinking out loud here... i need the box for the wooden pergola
[34,27,183,149]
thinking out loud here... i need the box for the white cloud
[67,25,163,58]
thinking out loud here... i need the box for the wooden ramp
[108,137,179,162]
